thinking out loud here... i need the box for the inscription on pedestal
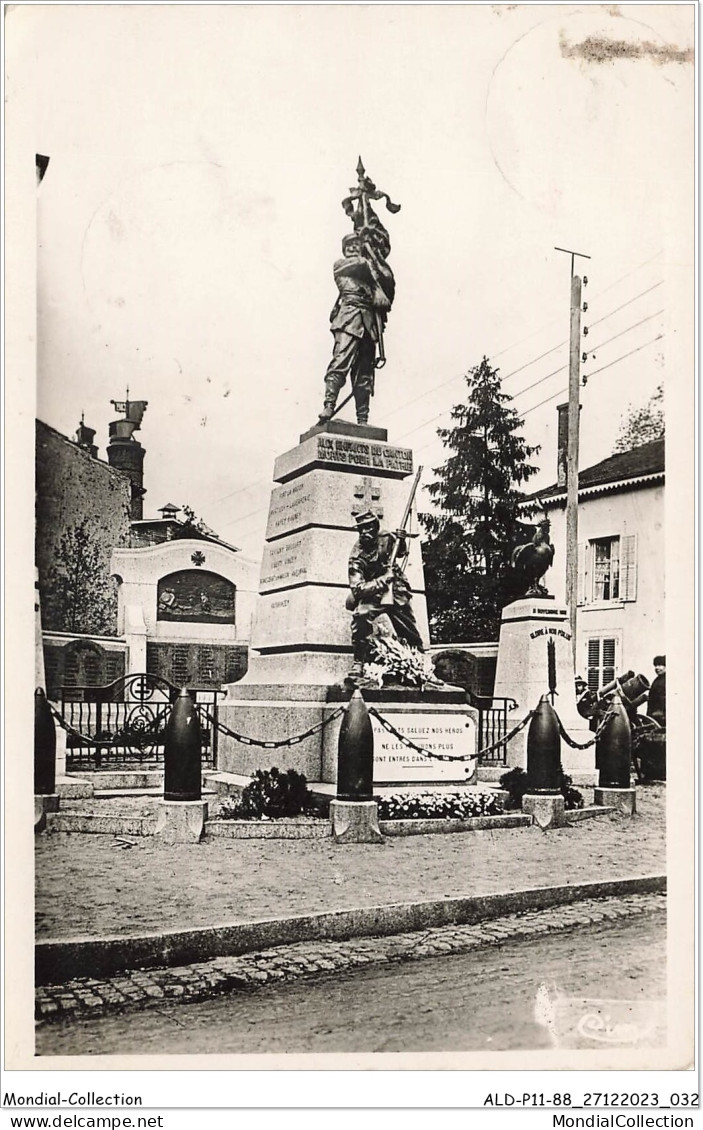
[267,480,313,537]
[316,436,413,473]
[260,535,308,590]
[372,712,475,783]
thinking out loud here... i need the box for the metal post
[336,689,375,800]
[596,692,632,789]
[156,687,208,842]
[525,695,561,793]
[594,690,637,815]
[163,687,202,802]
[34,687,56,796]
[522,695,565,828]
[330,690,383,842]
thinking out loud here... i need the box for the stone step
[92,787,217,800]
[65,770,164,790]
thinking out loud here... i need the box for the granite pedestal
[493,597,593,774]
[220,421,474,786]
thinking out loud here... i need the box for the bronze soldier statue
[346,510,424,681]
[319,232,393,425]
[318,159,399,426]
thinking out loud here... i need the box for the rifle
[379,466,423,606]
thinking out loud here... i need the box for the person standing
[648,655,666,726]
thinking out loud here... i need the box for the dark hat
[354,509,380,528]
[653,655,666,666]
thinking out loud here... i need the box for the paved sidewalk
[36,784,666,941]
[35,891,665,1026]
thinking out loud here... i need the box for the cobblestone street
[36,891,665,1030]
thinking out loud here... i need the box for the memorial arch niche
[156,570,236,626]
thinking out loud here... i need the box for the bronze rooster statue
[509,517,555,599]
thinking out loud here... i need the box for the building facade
[36,406,257,697]
[536,437,664,689]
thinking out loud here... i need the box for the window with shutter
[587,639,601,690]
[602,638,616,686]
[592,537,620,600]
[577,542,588,605]
[620,534,638,601]
[586,636,618,691]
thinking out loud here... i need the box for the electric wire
[210,258,665,532]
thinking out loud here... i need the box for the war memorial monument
[218,161,478,791]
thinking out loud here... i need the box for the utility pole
[554,246,590,666]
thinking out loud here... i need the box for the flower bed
[375,790,504,821]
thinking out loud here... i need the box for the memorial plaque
[372,712,476,784]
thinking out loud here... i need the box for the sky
[21,3,693,561]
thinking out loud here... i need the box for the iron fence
[59,673,223,770]
[471,695,518,765]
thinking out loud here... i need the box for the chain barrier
[554,707,615,750]
[368,705,535,763]
[48,702,171,749]
[204,706,346,749]
[52,692,623,763]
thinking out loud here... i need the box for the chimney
[75,416,98,459]
[106,419,146,520]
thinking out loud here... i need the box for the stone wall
[36,420,132,636]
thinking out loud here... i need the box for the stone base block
[154,800,208,844]
[217,687,334,780]
[34,793,59,832]
[330,799,385,843]
[594,786,637,816]
[522,793,566,829]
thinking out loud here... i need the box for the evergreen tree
[420,357,540,643]
[613,383,664,453]
[43,517,117,634]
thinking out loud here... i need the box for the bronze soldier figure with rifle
[346,467,431,685]
[318,158,399,426]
